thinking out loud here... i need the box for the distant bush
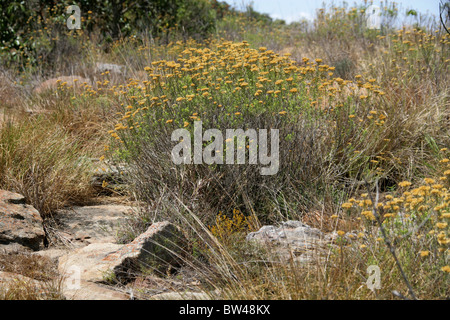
[0,0,219,68]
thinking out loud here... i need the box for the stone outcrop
[102,221,187,280]
[62,280,130,300]
[149,291,214,300]
[0,190,45,252]
[95,62,125,75]
[246,220,333,264]
[58,242,124,283]
[55,205,132,246]
[58,221,187,285]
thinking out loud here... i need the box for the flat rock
[101,221,187,281]
[246,220,331,264]
[55,205,132,245]
[150,291,213,300]
[0,190,45,252]
[246,220,324,247]
[58,242,124,283]
[58,221,187,284]
[95,62,125,75]
[62,280,129,300]
[33,248,71,263]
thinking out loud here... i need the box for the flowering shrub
[338,156,449,295]
[209,209,258,247]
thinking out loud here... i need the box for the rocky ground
[0,151,347,300]
[1,184,347,300]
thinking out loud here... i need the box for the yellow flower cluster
[341,158,450,272]
[209,209,257,245]
[101,39,394,145]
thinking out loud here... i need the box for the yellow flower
[337,230,345,236]
[399,181,412,187]
[362,211,376,220]
[341,202,352,209]
[420,251,430,257]
[331,214,338,219]
[441,266,450,273]
[436,222,448,229]
[166,119,173,124]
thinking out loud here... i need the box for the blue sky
[222,0,442,24]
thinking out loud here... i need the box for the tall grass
[0,115,94,217]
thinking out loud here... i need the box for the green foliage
[0,0,219,68]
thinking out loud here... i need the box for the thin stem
[364,178,418,300]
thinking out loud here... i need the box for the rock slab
[58,221,186,284]
[56,205,132,245]
[63,280,130,300]
[246,220,330,264]
[95,62,125,75]
[102,221,187,280]
[0,190,45,252]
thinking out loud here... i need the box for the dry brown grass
[0,252,65,300]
